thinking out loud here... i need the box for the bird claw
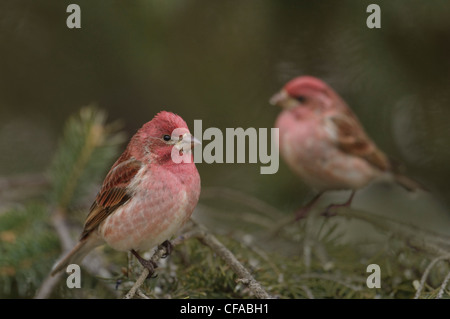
[131,249,159,278]
[140,259,158,279]
[321,205,339,217]
[159,240,173,258]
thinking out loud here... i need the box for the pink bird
[270,76,422,219]
[51,111,201,276]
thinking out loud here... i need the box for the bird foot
[141,259,158,278]
[321,204,340,217]
[294,206,312,221]
[158,240,173,258]
[321,190,356,217]
[294,192,325,221]
[131,249,158,278]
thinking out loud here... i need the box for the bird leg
[322,190,356,217]
[158,240,173,258]
[131,249,158,278]
[294,192,324,220]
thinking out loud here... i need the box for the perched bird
[51,111,201,276]
[270,76,422,219]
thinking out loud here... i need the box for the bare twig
[124,219,272,299]
[52,209,75,251]
[35,209,75,299]
[34,272,64,299]
[301,285,315,299]
[35,208,117,299]
[136,289,151,299]
[436,271,450,299]
[124,240,178,299]
[414,253,450,299]
[191,219,271,299]
[123,226,199,299]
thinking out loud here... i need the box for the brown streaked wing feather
[328,111,391,172]
[80,158,142,239]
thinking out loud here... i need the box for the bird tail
[387,157,426,192]
[393,173,427,192]
[50,236,100,276]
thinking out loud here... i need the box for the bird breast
[98,163,200,252]
[276,111,379,191]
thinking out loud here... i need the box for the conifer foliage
[0,107,125,298]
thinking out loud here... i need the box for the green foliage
[128,239,243,299]
[48,107,126,209]
[1,106,450,299]
[0,106,125,298]
[0,204,59,297]
[139,199,450,300]
[100,213,450,299]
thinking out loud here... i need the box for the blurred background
[1,0,450,298]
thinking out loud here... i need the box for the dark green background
[1,1,449,223]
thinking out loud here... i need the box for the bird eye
[296,96,306,103]
[163,135,171,141]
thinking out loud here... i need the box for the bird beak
[269,89,298,109]
[176,133,201,151]
[189,135,202,149]
[269,89,289,106]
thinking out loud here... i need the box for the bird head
[270,76,334,113]
[133,111,201,164]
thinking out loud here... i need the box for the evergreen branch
[301,285,315,299]
[48,106,126,210]
[136,289,151,299]
[33,107,126,298]
[298,273,365,292]
[34,272,64,299]
[414,253,450,299]
[124,238,182,299]
[55,108,106,210]
[35,206,80,299]
[35,207,118,299]
[335,207,450,253]
[124,226,201,299]
[242,242,282,278]
[190,219,271,299]
[124,219,272,299]
[436,271,450,299]
[52,208,75,251]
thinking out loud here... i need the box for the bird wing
[80,157,143,239]
[327,109,391,172]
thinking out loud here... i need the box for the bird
[51,111,201,276]
[270,76,422,219]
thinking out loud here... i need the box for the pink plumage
[51,111,201,276]
[271,76,422,217]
